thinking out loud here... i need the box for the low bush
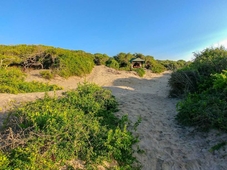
[105,58,119,70]
[133,68,145,77]
[94,53,110,65]
[171,47,227,132]
[168,68,199,97]
[40,70,55,80]
[176,70,227,131]
[58,53,94,78]
[0,67,62,94]
[151,62,166,73]
[0,83,141,169]
[157,59,191,71]
[169,46,227,97]
[192,46,227,77]
[144,56,166,73]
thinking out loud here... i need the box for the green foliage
[39,70,55,80]
[114,53,133,69]
[106,58,119,69]
[209,141,227,153]
[0,45,167,78]
[192,46,227,76]
[1,83,140,169]
[176,70,227,131]
[0,54,21,68]
[58,53,94,78]
[110,53,166,73]
[0,45,95,78]
[0,67,62,94]
[133,53,146,60]
[150,62,166,73]
[169,46,227,97]
[172,47,227,132]
[158,59,191,71]
[133,68,145,77]
[0,151,10,169]
[212,70,227,90]
[168,68,199,97]
[145,56,166,73]
[94,53,110,65]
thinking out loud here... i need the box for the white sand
[0,65,227,170]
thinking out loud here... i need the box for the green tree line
[0,44,188,77]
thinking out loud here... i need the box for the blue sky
[1,0,227,61]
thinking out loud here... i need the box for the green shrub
[133,68,145,77]
[157,59,191,71]
[192,46,227,77]
[145,56,166,73]
[212,70,227,90]
[169,46,227,97]
[176,70,227,131]
[1,83,140,169]
[0,151,10,169]
[151,62,166,73]
[105,58,119,69]
[168,69,200,97]
[172,47,227,132]
[0,67,62,94]
[59,53,94,78]
[114,52,133,69]
[209,141,227,153]
[40,70,55,80]
[94,53,110,65]
[0,45,95,78]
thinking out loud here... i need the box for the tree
[94,53,109,65]
[106,58,119,69]
[114,52,133,69]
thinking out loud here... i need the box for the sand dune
[0,65,227,170]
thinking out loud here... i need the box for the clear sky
[1,0,227,61]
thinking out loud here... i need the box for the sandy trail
[0,66,227,170]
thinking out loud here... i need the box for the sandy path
[0,66,227,170]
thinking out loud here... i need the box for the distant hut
[130,58,145,69]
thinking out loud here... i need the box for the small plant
[133,68,145,77]
[209,141,227,153]
[40,70,55,80]
[168,69,199,97]
[0,67,62,94]
[105,58,119,70]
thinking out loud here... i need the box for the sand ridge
[0,65,227,170]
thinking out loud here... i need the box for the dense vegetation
[0,45,187,78]
[157,59,191,71]
[0,83,141,169]
[0,67,62,94]
[111,53,166,73]
[0,45,94,78]
[169,46,227,131]
[133,68,145,77]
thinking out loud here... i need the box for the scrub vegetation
[169,46,227,132]
[0,67,62,94]
[0,83,141,169]
[0,44,187,79]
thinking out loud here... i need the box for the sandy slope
[0,66,227,170]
